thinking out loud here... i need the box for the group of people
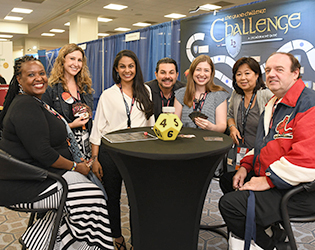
[0,50,113,250]
[0,42,315,250]
[220,52,315,250]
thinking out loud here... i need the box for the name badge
[235,146,249,170]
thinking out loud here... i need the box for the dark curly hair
[0,56,41,129]
[232,57,266,95]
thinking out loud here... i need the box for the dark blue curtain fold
[46,47,61,77]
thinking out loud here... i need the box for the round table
[101,127,232,250]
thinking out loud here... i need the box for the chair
[280,180,315,250]
[0,149,68,250]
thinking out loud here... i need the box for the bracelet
[70,162,77,171]
[228,124,236,129]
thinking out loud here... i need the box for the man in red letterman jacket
[219,52,315,250]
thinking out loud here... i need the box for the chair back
[0,149,68,250]
[0,149,48,181]
[281,180,315,250]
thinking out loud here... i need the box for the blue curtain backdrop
[46,20,181,110]
[46,47,61,76]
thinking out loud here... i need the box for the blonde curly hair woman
[42,43,94,159]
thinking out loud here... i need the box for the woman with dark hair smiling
[221,57,273,185]
[227,57,273,150]
[0,56,113,250]
[90,50,154,250]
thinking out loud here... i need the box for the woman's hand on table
[92,159,103,181]
[229,125,242,145]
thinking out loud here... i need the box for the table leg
[107,151,224,250]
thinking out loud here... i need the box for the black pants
[219,171,315,250]
[98,145,124,238]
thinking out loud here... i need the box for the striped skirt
[11,171,114,250]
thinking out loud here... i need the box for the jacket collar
[280,78,305,108]
[150,80,160,94]
[263,79,305,135]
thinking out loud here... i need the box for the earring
[18,83,25,94]
[116,72,120,81]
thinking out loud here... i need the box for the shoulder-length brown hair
[184,55,226,107]
[48,43,93,94]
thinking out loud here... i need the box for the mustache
[162,78,173,81]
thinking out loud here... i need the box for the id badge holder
[82,129,91,158]
[235,146,249,170]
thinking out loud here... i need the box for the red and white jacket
[241,79,315,189]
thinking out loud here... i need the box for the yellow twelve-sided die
[153,109,183,141]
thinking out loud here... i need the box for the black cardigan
[0,95,70,205]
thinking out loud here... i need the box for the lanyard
[33,96,84,162]
[240,93,256,142]
[160,90,173,107]
[62,90,87,129]
[73,90,81,102]
[193,92,207,112]
[34,96,63,120]
[119,83,135,128]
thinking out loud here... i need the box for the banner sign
[180,0,315,92]
[0,41,13,84]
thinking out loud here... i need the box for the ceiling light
[41,33,55,37]
[98,33,110,37]
[189,6,200,14]
[164,13,186,19]
[115,27,131,32]
[133,22,151,27]
[97,17,113,22]
[11,8,33,14]
[4,16,23,21]
[50,29,65,33]
[199,4,221,11]
[0,34,13,38]
[64,22,70,26]
[0,39,8,41]
[103,4,128,11]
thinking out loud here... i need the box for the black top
[42,83,93,133]
[237,100,260,149]
[0,95,70,205]
[146,79,185,120]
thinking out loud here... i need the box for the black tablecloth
[101,127,233,250]
[102,127,232,160]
